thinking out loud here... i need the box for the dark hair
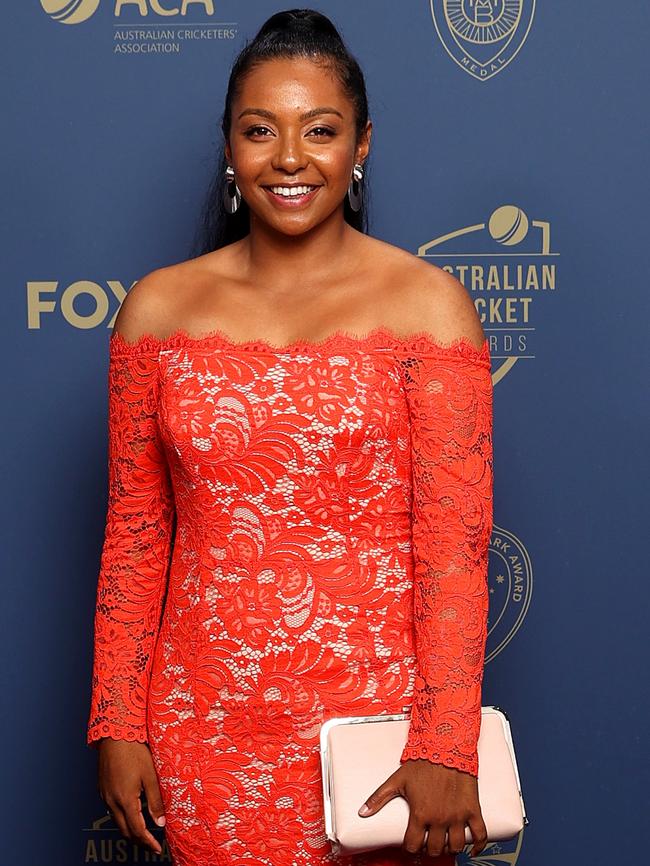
[189,8,372,257]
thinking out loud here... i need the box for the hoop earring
[347,163,364,212]
[223,165,241,214]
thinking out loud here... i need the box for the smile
[262,185,321,208]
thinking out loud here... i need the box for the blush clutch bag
[319,706,528,856]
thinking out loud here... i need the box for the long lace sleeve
[87,336,175,747]
[398,337,493,777]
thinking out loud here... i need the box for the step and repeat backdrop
[4,1,648,864]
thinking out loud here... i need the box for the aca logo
[40,0,100,24]
[418,203,559,382]
[41,0,217,24]
[40,0,232,56]
[430,0,536,81]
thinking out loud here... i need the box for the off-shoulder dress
[86,326,494,866]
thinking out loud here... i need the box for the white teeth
[269,185,316,197]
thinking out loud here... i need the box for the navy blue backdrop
[3,1,649,864]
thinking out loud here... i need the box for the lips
[262,183,322,190]
[262,185,322,208]
[262,185,321,194]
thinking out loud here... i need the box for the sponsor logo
[40,0,238,54]
[419,204,560,380]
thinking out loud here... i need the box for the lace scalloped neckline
[109,325,490,360]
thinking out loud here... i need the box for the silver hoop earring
[223,165,241,214]
[347,163,364,212]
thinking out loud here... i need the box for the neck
[240,207,358,296]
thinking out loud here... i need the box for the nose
[271,129,308,173]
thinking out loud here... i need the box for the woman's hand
[358,758,488,858]
[97,738,166,855]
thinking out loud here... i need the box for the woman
[86,8,494,865]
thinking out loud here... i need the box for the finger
[105,798,132,842]
[446,821,468,856]
[123,794,163,855]
[468,811,489,857]
[402,810,429,855]
[424,821,448,858]
[142,766,166,828]
[358,772,402,817]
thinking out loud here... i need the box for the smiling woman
[190,20,372,254]
[215,56,371,248]
[86,8,492,866]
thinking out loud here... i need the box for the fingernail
[156,816,166,826]
[358,804,371,817]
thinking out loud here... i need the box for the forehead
[235,56,350,116]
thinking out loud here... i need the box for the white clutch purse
[320,706,528,856]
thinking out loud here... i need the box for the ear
[356,119,372,165]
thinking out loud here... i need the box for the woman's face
[225,56,371,236]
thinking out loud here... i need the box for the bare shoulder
[112,263,182,342]
[370,241,486,350]
[405,257,485,349]
[112,250,233,342]
[357,235,485,349]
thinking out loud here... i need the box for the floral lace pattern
[87,346,176,745]
[397,346,493,773]
[87,327,493,865]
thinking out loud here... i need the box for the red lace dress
[86,326,493,866]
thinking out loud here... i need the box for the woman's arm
[87,290,175,747]
[398,335,493,776]
[397,274,494,777]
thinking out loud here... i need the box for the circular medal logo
[430,0,536,80]
[446,0,521,44]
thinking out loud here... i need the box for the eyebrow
[237,106,344,121]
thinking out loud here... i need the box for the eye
[308,126,335,137]
[244,125,272,138]
[243,125,336,139]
